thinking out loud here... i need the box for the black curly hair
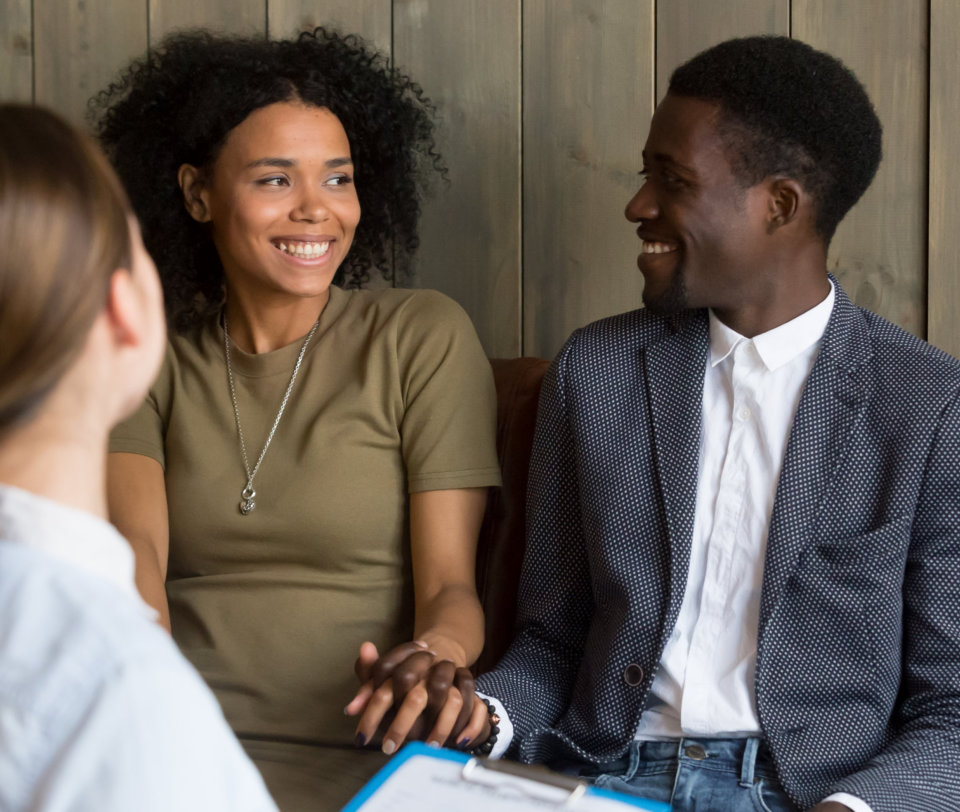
[668,36,882,245]
[91,28,442,332]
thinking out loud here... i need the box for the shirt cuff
[823,792,874,812]
[475,690,514,760]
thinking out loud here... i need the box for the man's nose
[625,182,658,222]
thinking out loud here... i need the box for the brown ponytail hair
[0,105,132,433]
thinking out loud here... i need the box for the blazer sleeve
[476,333,595,752]
[831,387,960,810]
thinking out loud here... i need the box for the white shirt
[636,287,836,740]
[0,484,278,812]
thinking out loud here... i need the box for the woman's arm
[409,487,486,665]
[347,487,488,751]
[107,452,171,631]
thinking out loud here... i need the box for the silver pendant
[239,486,256,515]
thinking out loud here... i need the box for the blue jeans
[559,738,798,811]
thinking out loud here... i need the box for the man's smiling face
[625,94,774,318]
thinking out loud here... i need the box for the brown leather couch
[474,357,550,675]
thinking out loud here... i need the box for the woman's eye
[326,174,353,187]
[258,176,288,187]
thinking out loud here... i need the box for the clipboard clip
[461,756,588,806]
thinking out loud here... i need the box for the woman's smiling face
[184,101,361,303]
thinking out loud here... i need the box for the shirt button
[738,406,751,420]
[623,663,644,686]
[684,744,707,760]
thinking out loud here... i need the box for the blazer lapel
[759,281,875,635]
[644,311,709,635]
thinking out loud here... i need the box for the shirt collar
[0,484,147,607]
[708,280,835,371]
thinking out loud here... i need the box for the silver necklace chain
[224,313,320,515]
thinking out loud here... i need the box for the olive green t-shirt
[110,286,500,796]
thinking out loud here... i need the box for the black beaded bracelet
[469,698,501,756]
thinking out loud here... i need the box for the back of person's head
[0,104,132,434]
[668,36,882,245]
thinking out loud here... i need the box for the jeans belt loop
[739,737,760,787]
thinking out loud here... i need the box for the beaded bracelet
[469,697,501,756]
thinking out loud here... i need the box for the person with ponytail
[0,104,277,811]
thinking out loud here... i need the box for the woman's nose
[292,188,329,222]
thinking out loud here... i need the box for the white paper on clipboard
[341,742,671,812]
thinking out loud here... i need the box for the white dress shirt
[0,484,278,812]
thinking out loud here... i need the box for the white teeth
[641,240,678,255]
[276,241,330,258]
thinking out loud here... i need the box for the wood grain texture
[655,0,789,101]
[150,0,265,43]
[523,0,654,359]
[928,0,960,360]
[33,0,147,128]
[793,0,927,338]
[0,0,32,102]
[394,0,522,356]
[268,0,391,55]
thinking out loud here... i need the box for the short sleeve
[108,345,172,468]
[395,291,501,492]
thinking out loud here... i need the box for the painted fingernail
[426,740,440,748]
[458,738,471,748]
[355,732,366,747]
[383,740,397,755]
[414,640,429,647]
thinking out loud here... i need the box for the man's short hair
[669,36,882,244]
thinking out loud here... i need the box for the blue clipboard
[342,741,671,811]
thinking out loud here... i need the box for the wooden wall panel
[150,0,265,43]
[268,0,391,55]
[928,0,960,360]
[33,1,147,128]
[656,0,789,101]
[793,0,927,338]
[522,0,654,359]
[0,0,32,103]
[394,0,522,357]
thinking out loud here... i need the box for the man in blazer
[470,37,960,812]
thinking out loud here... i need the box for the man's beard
[642,262,688,316]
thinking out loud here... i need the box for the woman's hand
[344,641,487,753]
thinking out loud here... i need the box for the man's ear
[765,176,803,234]
[177,163,211,223]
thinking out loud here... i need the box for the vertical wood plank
[0,0,33,102]
[33,0,147,128]
[656,0,789,101]
[268,0,391,55]
[150,0,266,43]
[523,0,654,359]
[394,0,521,357]
[929,0,960,360]
[793,0,927,338]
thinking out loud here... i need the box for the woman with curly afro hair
[96,28,500,809]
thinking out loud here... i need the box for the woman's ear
[765,176,803,234]
[177,163,211,223]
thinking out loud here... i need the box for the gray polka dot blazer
[477,280,960,811]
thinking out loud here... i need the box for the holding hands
[345,640,489,755]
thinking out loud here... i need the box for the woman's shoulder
[337,286,473,330]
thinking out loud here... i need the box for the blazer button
[623,663,644,686]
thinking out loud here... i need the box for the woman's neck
[0,415,109,520]
[224,289,330,354]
